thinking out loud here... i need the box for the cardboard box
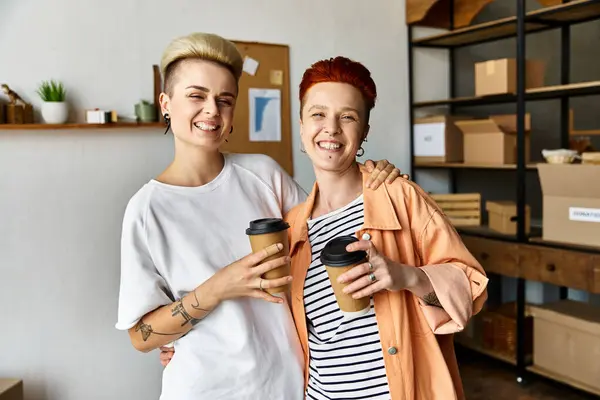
[529,300,600,394]
[413,115,468,163]
[486,200,530,235]
[430,193,481,226]
[475,58,545,97]
[455,113,531,165]
[538,164,600,248]
[0,379,23,400]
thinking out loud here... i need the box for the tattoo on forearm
[190,290,211,314]
[422,292,443,308]
[135,319,181,342]
[171,301,201,327]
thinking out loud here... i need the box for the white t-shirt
[115,153,308,400]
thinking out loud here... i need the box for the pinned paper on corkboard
[270,70,283,86]
[243,56,260,76]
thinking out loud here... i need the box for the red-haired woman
[283,56,488,400]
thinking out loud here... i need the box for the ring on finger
[259,278,265,291]
[368,262,374,272]
[368,272,377,283]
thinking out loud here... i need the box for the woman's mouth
[317,141,343,151]
[194,121,221,132]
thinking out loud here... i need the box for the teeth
[194,122,219,131]
[319,142,341,150]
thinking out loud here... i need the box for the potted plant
[37,80,68,124]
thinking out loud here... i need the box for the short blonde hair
[160,32,244,94]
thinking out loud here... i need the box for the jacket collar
[289,165,402,254]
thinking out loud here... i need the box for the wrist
[194,281,221,312]
[403,265,426,291]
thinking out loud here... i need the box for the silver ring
[368,273,377,283]
[368,262,374,271]
[259,279,265,291]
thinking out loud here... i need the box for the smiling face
[159,58,238,151]
[300,82,370,174]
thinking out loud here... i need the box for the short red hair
[299,56,377,117]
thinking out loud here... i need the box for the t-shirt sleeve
[280,172,308,215]
[261,155,308,214]
[115,192,174,331]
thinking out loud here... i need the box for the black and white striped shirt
[304,194,391,400]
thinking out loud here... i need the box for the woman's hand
[207,243,292,305]
[336,240,425,299]
[159,346,175,367]
[363,159,409,189]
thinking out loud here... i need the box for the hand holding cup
[208,242,292,305]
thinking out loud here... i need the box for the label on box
[414,122,445,157]
[569,207,600,223]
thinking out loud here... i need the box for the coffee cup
[246,218,291,294]
[320,235,371,318]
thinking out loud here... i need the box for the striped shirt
[304,194,391,400]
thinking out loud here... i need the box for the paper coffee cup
[246,218,291,294]
[320,236,370,318]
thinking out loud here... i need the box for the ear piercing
[163,113,171,135]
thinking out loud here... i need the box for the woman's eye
[217,99,233,106]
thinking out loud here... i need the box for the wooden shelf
[413,80,600,108]
[412,0,600,48]
[0,122,163,130]
[528,236,600,254]
[415,161,539,170]
[455,336,518,366]
[527,365,600,397]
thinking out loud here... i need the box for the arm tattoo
[422,292,443,308]
[135,319,181,342]
[190,290,211,314]
[171,301,201,327]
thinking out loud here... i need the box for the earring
[225,126,233,143]
[163,113,171,135]
[356,146,365,157]
[300,142,307,153]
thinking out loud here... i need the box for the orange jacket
[284,166,488,400]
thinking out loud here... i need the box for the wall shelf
[412,0,600,48]
[415,161,539,170]
[413,80,600,108]
[0,122,163,130]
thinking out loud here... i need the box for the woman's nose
[324,118,340,135]
[202,97,219,116]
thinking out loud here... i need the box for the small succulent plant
[37,80,66,102]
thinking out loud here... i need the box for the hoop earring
[356,146,365,157]
[163,113,171,135]
[300,142,307,153]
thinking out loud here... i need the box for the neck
[313,163,363,217]
[157,140,225,187]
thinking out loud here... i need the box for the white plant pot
[41,101,69,124]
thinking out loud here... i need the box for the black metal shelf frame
[406,0,600,389]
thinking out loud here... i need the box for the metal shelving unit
[407,0,600,388]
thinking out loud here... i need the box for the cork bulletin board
[221,40,294,176]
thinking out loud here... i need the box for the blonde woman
[115,32,402,399]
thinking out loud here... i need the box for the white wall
[0,1,428,399]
